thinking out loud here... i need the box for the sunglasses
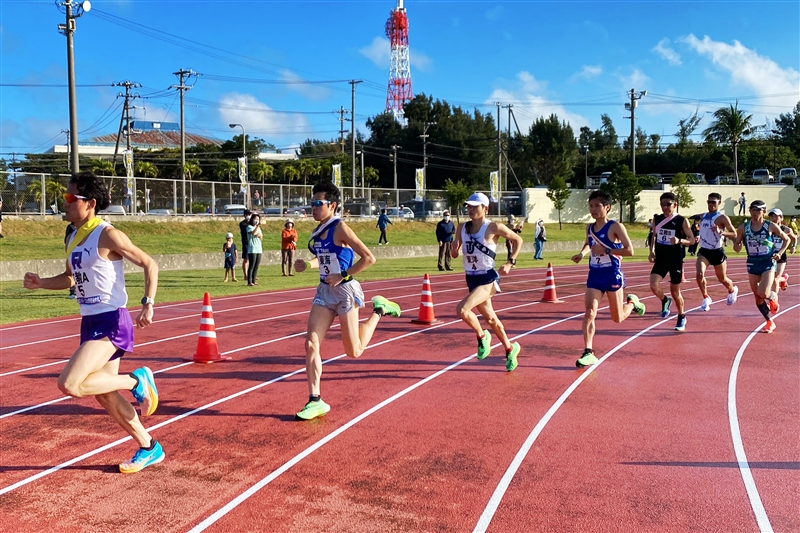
[310,199,331,207]
[660,202,674,207]
[63,193,88,203]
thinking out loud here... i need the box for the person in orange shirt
[281,219,298,276]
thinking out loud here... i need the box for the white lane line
[0,359,70,378]
[727,303,799,533]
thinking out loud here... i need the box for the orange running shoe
[762,320,776,334]
[767,298,780,314]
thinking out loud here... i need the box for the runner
[767,208,797,293]
[293,180,401,420]
[451,192,522,371]
[695,192,739,311]
[733,200,790,333]
[571,190,645,367]
[22,171,163,473]
[648,192,694,331]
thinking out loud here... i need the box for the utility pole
[334,106,349,153]
[112,81,141,167]
[502,104,513,192]
[61,129,71,170]
[349,80,363,196]
[583,145,589,188]
[360,149,365,198]
[172,69,195,213]
[390,145,402,190]
[496,102,502,184]
[420,122,436,194]
[625,88,647,174]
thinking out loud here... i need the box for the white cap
[768,208,783,217]
[285,218,294,226]
[464,192,490,207]
[225,232,233,239]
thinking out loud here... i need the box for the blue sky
[1,0,798,157]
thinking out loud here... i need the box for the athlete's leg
[670,283,685,315]
[475,298,511,351]
[456,283,495,337]
[696,256,710,296]
[582,288,602,349]
[712,261,735,291]
[58,340,137,398]
[748,273,763,304]
[773,262,786,294]
[94,359,152,448]
[607,288,635,323]
[304,305,335,396]
[339,305,382,359]
[649,273,665,300]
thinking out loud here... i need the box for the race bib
[657,228,676,245]
[590,251,612,267]
[317,253,341,276]
[745,237,772,256]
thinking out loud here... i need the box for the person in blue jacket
[376,208,392,245]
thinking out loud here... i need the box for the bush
[781,177,794,185]
[191,203,207,214]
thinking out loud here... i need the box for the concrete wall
[523,184,798,224]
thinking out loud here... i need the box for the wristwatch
[340,270,352,281]
[508,258,516,266]
[141,296,155,306]
[604,247,612,255]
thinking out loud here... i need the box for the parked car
[223,204,247,215]
[599,171,612,184]
[98,205,126,215]
[385,206,414,219]
[778,168,797,183]
[706,175,722,185]
[752,169,774,183]
[147,208,174,216]
[286,207,308,218]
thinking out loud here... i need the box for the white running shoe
[700,297,712,311]
[727,286,739,305]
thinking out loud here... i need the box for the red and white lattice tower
[385,0,412,122]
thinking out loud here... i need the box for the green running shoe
[505,342,520,371]
[295,399,331,420]
[576,349,598,368]
[372,295,401,317]
[476,329,492,360]
[626,294,646,316]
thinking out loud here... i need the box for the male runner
[451,192,522,371]
[649,192,694,331]
[733,200,790,333]
[293,181,401,420]
[23,171,162,473]
[572,190,645,367]
[767,208,797,293]
[695,192,739,311]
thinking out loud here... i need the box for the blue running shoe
[119,441,164,474]
[130,366,159,416]
[660,296,673,319]
[674,315,687,332]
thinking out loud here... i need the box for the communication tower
[385,0,412,122]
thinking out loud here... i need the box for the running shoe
[727,286,739,305]
[476,329,492,360]
[660,296,673,319]
[505,342,520,372]
[119,441,165,474]
[371,295,401,317]
[626,294,646,316]
[674,315,687,332]
[130,367,158,417]
[576,349,598,368]
[700,296,712,312]
[762,320,776,334]
[295,399,331,420]
[767,297,780,314]
[779,275,788,291]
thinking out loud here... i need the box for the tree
[546,176,571,229]
[134,161,158,179]
[670,173,695,213]
[601,164,642,222]
[442,178,471,223]
[297,158,320,186]
[24,177,65,211]
[215,160,237,181]
[363,166,380,187]
[283,164,300,184]
[90,158,115,176]
[774,101,800,157]
[676,112,703,146]
[250,161,274,183]
[702,101,754,184]
[183,160,202,180]
[527,114,577,186]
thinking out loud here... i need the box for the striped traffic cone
[411,274,442,325]
[540,263,564,303]
[184,292,231,363]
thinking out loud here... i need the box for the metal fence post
[40,173,46,215]
[172,180,177,213]
[211,182,216,215]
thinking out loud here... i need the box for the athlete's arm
[571,235,590,263]
[23,259,74,291]
[451,223,463,258]
[732,224,745,253]
[769,223,790,258]
[331,221,376,282]
[605,222,634,257]
[677,217,694,246]
[489,222,523,273]
[717,214,737,240]
[103,227,159,328]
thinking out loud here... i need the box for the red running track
[0,258,797,532]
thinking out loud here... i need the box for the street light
[229,123,247,207]
[56,0,92,174]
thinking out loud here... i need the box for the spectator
[253,190,261,207]
[687,218,700,256]
[435,210,456,271]
[281,219,298,276]
[246,213,263,286]
[505,215,524,262]
[239,209,252,282]
[376,208,392,245]
[222,232,238,282]
[645,218,654,248]
[789,216,798,236]
[534,219,546,260]
[738,192,747,215]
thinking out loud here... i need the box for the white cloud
[485,71,588,132]
[359,36,433,73]
[653,38,682,66]
[570,64,603,82]
[616,68,651,90]
[681,34,800,109]
[278,69,330,101]
[218,93,308,136]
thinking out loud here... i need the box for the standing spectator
[253,190,261,208]
[239,209,252,283]
[222,232,238,282]
[436,210,456,271]
[534,219,547,260]
[789,216,799,236]
[376,208,392,245]
[0,198,4,238]
[505,215,524,262]
[281,219,298,276]
[738,192,747,215]
[687,218,700,256]
[246,213,263,286]
[645,218,654,248]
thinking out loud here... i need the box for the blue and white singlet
[66,222,128,316]
[308,217,354,284]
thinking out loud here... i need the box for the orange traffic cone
[540,263,564,303]
[411,274,443,325]
[184,292,231,363]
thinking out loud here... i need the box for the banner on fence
[489,171,499,202]
[237,156,248,186]
[332,164,342,188]
[123,150,134,190]
[415,168,424,201]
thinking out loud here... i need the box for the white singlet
[66,222,128,315]
[698,212,724,250]
[461,221,497,274]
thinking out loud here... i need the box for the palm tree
[215,160,237,181]
[134,161,158,179]
[24,178,65,212]
[297,158,320,186]
[250,161,274,183]
[90,158,116,176]
[702,102,753,184]
[184,160,202,207]
[283,164,300,184]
